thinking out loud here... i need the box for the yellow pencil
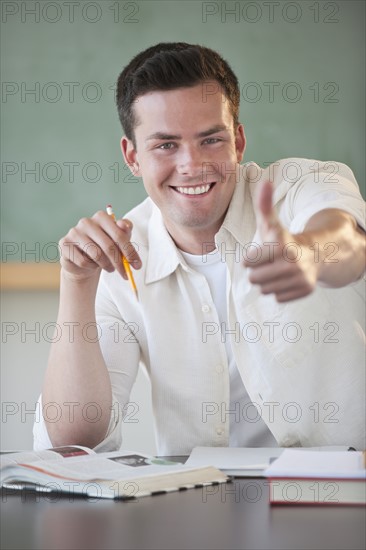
[106,204,139,300]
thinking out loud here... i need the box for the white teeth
[175,184,211,195]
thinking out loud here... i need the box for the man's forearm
[42,271,112,448]
[300,208,366,288]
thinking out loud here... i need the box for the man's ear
[120,136,141,177]
[235,124,246,163]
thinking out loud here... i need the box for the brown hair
[116,42,240,146]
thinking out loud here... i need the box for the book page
[0,445,94,469]
[1,451,185,483]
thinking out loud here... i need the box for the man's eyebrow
[196,125,230,138]
[145,125,230,142]
[145,132,180,141]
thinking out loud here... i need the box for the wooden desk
[1,477,365,550]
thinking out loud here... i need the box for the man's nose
[176,145,204,177]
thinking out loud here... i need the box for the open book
[0,446,228,500]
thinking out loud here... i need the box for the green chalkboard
[1,0,365,262]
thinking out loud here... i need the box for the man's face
[121,82,245,248]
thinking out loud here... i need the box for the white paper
[186,446,353,476]
[264,449,366,479]
[187,447,283,471]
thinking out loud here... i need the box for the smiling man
[35,43,365,454]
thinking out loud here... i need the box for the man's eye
[204,138,221,144]
[158,143,175,150]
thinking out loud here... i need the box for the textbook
[0,446,228,500]
[263,449,366,506]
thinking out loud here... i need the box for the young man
[35,43,365,454]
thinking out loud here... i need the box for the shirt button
[215,364,224,374]
[201,304,210,313]
[216,427,224,436]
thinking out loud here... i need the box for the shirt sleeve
[33,393,52,450]
[33,391,123,451]
[33,275,141,452]
[277,160,365,233]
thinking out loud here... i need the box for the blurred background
[1,0,365,451]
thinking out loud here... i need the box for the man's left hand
[243,180,318,302]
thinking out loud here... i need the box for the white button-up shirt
[34,159,366,453]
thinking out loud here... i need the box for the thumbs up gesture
[243,180,318,302]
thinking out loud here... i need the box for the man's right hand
[59,210,142,282]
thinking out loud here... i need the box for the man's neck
[177,239,216,255]
[167,226,218,255]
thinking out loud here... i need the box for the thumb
[256,180,280,240]
[116,218,133,241]
[116,218,141,268]
[258,180,273,219]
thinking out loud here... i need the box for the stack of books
[263,449,366,506]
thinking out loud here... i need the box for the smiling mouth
[172,182,216,196]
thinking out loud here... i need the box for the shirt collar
[217,163,256,248]
[218,162,294,248]
[145,202,183,284]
